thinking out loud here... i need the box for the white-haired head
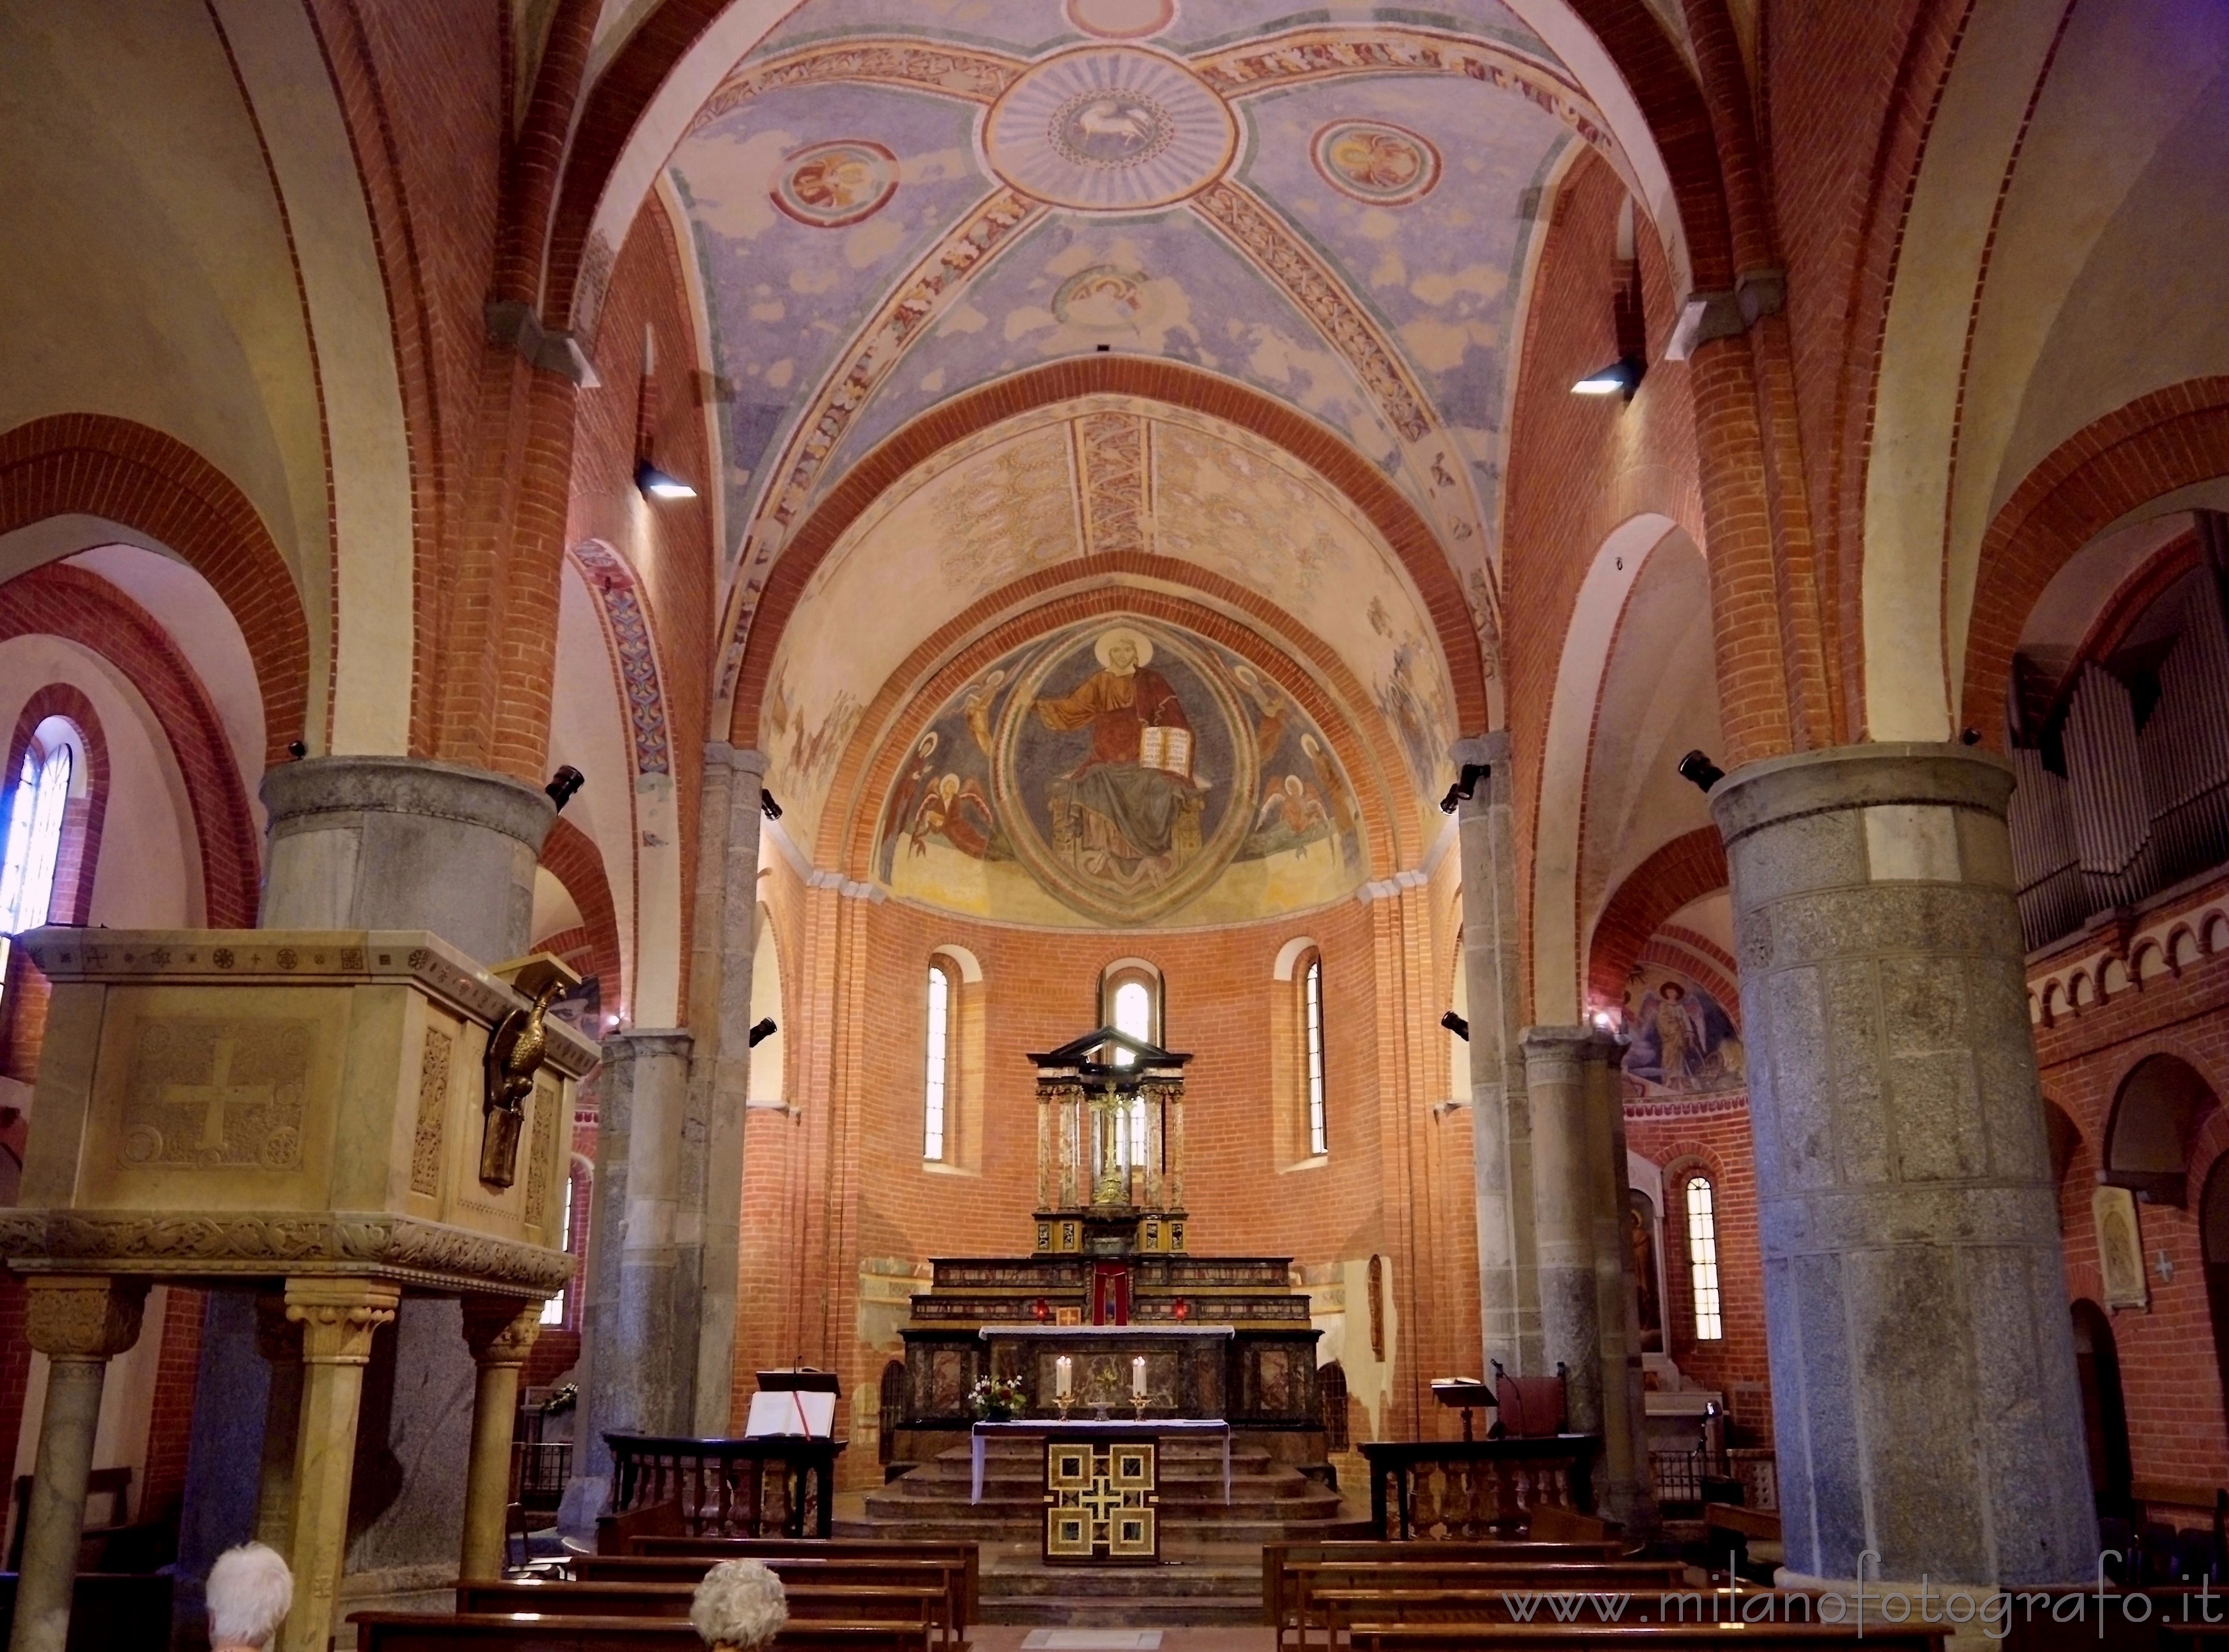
[207,1542,293,1651]
[690,1557,788,1651]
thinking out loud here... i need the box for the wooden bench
[1701,1504,1784,1582]
[352,1613,934,1652]
[1266,1541,1629,1644]
[1336,1623,1944,1652]
[1321,1587,1833,1640]
[1285,1561,1691,1650]
[615,1537,979,1625]
[459,1579,949,1647]
[568,1555,968,1642]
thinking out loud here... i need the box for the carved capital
[460,1297,543,1368]
[284,1278,400,1366]
[24,1275,147,1362]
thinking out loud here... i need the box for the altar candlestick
[1132,1356,1147,1398]
[1056,1356,1072,1398]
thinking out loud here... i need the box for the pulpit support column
[9,1276,146,1652]
[281,1278,400,1652]
[460,1299,543,1579]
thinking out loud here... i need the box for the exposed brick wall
[1624,1096,1775,1443]
[1586,830,1729,1013]
[540,816,626,1016]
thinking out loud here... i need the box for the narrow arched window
[1684,1175,1723,1341]
[1303,952,1327,1156]
[924,959,956,1161]
[540,1162,589,1326]
[1103,964,1161,1163]
[0,736,74,1014]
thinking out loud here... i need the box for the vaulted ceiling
[666,0,1640,695]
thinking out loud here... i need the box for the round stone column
[259,755,557,965]
[1710,742,2093,1585]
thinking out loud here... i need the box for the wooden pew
[1321,1587,1820,1640]
[616,1537,979,1625]
[1337,1624,1944,1652]
[459,1579,949,1647]
[1265,1540,1629,1645]
[568,1555,967,1643]
[1284,1560,1691,1650]
[353,1614,934,1652]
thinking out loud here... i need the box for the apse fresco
[1618,964,1745,1097]
[877,618,1364,926]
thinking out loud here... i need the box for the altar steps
[978,1541,1268,1625]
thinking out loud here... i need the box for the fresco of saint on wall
[878,619,1363,926]
[1619,964,1745,1096]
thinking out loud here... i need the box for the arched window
[1302,951,1327,1156]
[1102,962,1162,1162]
[1684,1175,1724,1341]
[0,731,75,1014]
[924,958,957,1161]
[540,1161,590,1326]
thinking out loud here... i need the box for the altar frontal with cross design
[1044,1435,1158,1563]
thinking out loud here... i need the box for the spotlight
[635,459,697,500]
[1677,750,1725,793]
[1571,355,1645,400]
[748,1016,778,1047]
[545,765,585,810]
[1591,1008,1617,1032]
[1441,1011,1470,1042]
[1960,727,1982,746]
[287,740,308,759]
[1438,762,1492,814]
[760,789,784,822]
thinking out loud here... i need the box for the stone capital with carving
[284,1278,401,1366]
[24,1275,147,1362]
[461,1297,544,1368]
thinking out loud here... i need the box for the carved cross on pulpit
[169,1034,274,1160]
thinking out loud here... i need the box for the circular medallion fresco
[984,48,1236,213]
[1312,121,1442,206]
[1053,265,1161,330]
[1065,0,1175,39]
[770,139,899,227]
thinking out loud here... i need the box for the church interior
[2,0,2227,1647]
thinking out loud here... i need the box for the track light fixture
[760,790,783,822]
[1960,727,1982,746]
[1441,1011,1470,1041]
[635,459,697,500]
[748,1017,778,1047]
[1677,750,1725,793]
[1571,354,1645,400]
[1439,762,1491,814]
[287,740,307,759]
[545,766,585,810]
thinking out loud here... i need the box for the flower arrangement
[969,1374,1025,1420]
[690,1558,788,1652]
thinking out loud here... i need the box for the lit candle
[1056,1355,1072,1398]
[1132,1355,1147,1399]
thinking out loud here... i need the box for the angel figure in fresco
[910,772,998,860]
[1030,628,1204,892]
[1255,774,1330,850]
[1622,978,1741,1095]
[880,731,940,879]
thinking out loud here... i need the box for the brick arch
[0,564,260,929]
[1960,377,2229,747]
[0,415,310,764]
[824,575,1416,882]
[541,0,1736,330]
[729,358,1488,745]
[1586,826,1729,1009]
[539,814,625,1019]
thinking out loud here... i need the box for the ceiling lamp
[635,459,697,500]
[1571,355,1645,400]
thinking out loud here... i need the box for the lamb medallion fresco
[877,618,1364,927]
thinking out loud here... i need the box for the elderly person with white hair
[691,1557,788,1652]
[206,1542,293,1652]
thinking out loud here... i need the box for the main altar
[888,1028,1327,1476]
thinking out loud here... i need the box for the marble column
[686,744,766,1436]
[1580,1033,1654,1532]
[459,1299,543,1581]
[280,1278,399,1652]
[1451,732,1543,1375]
[565,1029,694,1527]
[252,1293,304,1553]
[1522,1028,1600,1431]
[1711,743,2094,1585]
[9,1276,146,1652]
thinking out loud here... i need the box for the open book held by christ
[1139,724,1192,779]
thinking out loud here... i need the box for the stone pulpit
[0,929,596,1652]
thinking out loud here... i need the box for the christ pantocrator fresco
[875,618,1365,927]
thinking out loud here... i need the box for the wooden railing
[1357,1436,1598,1539]
[604,1433,846,1538]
